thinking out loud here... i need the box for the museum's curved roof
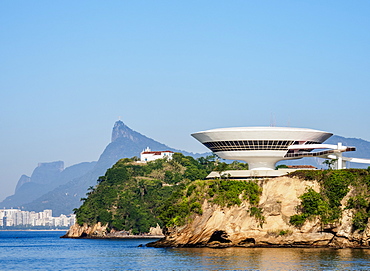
[191,126,333,143]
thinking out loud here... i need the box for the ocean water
[1,231,370,270]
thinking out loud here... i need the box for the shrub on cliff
[158,179,263,227]
[345,169,370,232]
[290,169,370,231]
[290,188,329,227]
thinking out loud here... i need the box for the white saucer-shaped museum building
[191,127,352,170]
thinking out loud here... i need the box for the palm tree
[322,159,337,170]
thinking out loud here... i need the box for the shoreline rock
[63,176,370,248]
[61,222,164,239]
[147,176,370,249]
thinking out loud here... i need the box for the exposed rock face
[149,224,164,236]
[111,120,137,142]
[62,222,164,239]
[148,176,370,248]
[61,222,109,238]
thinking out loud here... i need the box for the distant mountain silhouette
[15,175,31,193]
[2,121,369,215]
[1,161,96,210]
[279,135,370,169]
[327,135,370,161]
[1,121,202,215]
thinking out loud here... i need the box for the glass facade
[284,147,356,158]
[202,140,326,153]
[203,140,295,152]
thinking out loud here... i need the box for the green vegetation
[213,160,249,179]
[289,169,370,231]
[346,195,370,231]
[268,229,293,237]
[275,164,288,169]
[278,229,292,236]
[74,154,252,234]
[76,154,370,235]
[322,159,337,169]
[344,168,370,232]
[74,154,213,234]
[159,179,262,227]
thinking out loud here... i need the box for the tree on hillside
[214,162,229,179]
[276,164,288,169]
[323,159,337,170]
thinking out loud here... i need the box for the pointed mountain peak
[111,120,136,142]
[15,174,31,193]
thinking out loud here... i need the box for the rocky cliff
[62,222,164,239]
[148,176,370,248]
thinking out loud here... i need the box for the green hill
[73,153,251,234]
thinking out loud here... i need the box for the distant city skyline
[0,208,75,228]
[1,1,369,201]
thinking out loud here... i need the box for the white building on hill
[140,147,174,162]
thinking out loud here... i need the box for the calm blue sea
[1,231,370,270]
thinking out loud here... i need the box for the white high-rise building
[0,208,75,228]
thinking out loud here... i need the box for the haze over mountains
[0,121,201,215]
[282,135,370,169]
[1,121,369,216]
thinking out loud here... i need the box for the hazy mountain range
[0,121,202,215]
[1,121,369,215]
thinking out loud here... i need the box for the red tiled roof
[142,151,174,155]
[287,165,317,169]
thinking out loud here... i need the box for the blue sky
[1,1,369,201]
